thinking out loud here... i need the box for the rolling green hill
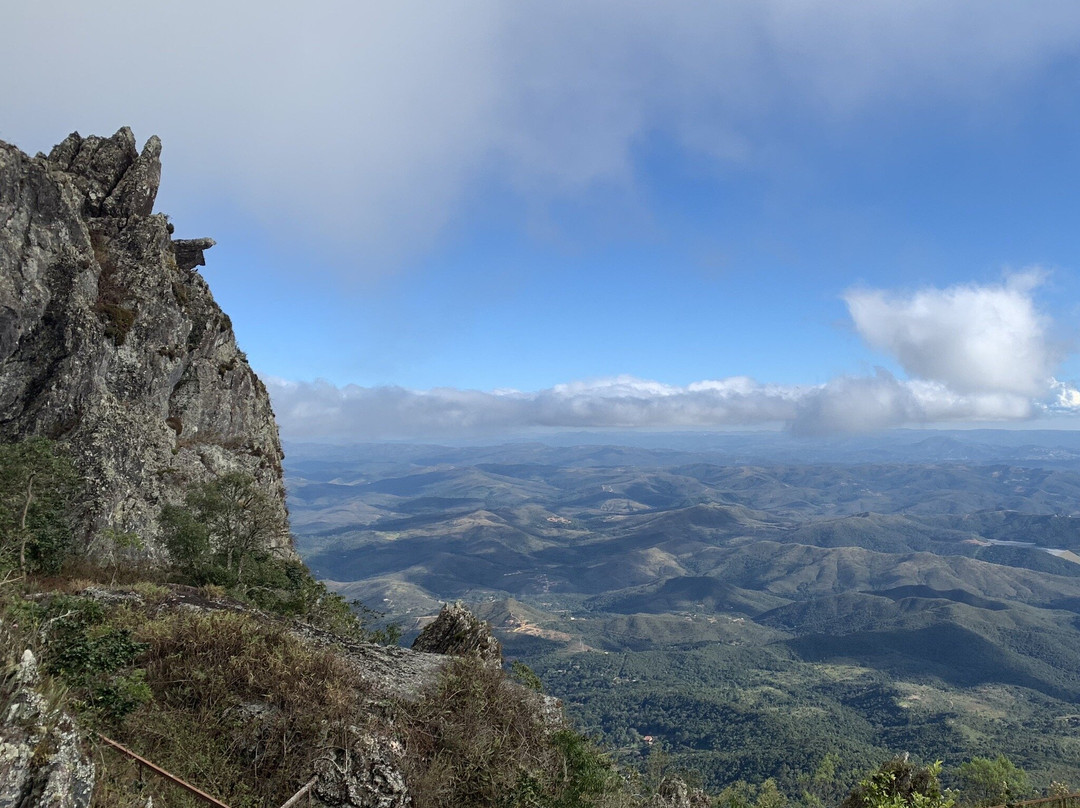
[287,438,1080,793]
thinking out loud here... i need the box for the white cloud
[1048,379,1080,412]
[266,376,804,440]
[790,371,1036,437]
[265,275,1080,439]
[844,271,1055,396]
[265,371,1057,441]
[4,2,1080,266]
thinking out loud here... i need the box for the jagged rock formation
[0,646,94,808]
[290,618,449,702]
[0,128,290,554]
[411,602,503,664]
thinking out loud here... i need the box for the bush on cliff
[0,437,77,575]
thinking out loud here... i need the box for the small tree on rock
[0,437,77,574]
[160,471,282,584]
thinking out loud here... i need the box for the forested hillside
[288,436,1080,796]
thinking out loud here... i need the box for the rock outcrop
[314,733,412,808]
[0,128,290,555]
[649,776,712,808]
[411,602,502,664]
[0,647,94,808]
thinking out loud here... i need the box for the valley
[287,432,1080,795]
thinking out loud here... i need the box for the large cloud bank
[267,276,1080,440]
[5,2,1080,263]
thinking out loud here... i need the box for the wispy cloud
[265,276,1080,439]
[265,372,1052,441]
[266,375,804,440]
[790,372,1036,437]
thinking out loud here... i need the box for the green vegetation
[97,301,136,345]
[287,445,1080,795]
[955,755,1030,807]
[521,635,1080,798]
[40,596,151,724]
[3,580,635,807]
[4,434,1079,807]
[0,436,76,574]
[97,608,367,806]
[158,470,398,641]
[716,777,790,808]
[840,758,953,808]
[0,440,619,805]
[160,470,282,584]
[91,232,137,347]
[513,659,547,692]
[402,656,622,808]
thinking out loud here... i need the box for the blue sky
[6,2,1080,439]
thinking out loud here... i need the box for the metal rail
[96,733,232,808]
[987,795,1080,808]
[97,732,320,808]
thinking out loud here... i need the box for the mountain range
[287,434,1080,792]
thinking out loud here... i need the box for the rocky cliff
[0,128,290,555]
[0,646,94,808]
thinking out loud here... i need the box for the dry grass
[96,609,369,807]
[6,570,632,808]
[401,656,624,808]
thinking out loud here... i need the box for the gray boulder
[410,602,502,664]
[314,732,411,808]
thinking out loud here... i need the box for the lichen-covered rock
[290,620,450,702]
[314,732,411,808]
[410,602,502,664]
[0,648,94,808]
[649,776,712,808]
[0,128,290,556]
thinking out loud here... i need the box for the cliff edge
[0,127,290,555]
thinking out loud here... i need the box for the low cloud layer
[265,371,1056,441]
[266,276,1079,440]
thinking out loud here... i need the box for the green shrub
[843,759,954,808]
[160,474,398,641]
[548,728,622,808]
[40,596,150,724]
[954,756,1029,808]
[0,437,77,574]
[512,660,546,693]
[97,302,136,346]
